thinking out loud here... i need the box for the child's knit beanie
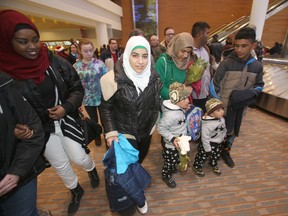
[169,82,190,104]
[205,98,224,115]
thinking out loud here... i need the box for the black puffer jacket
[99,59,162,140]
[0,73,45,199]
[13,50,84,133]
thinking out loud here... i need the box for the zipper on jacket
[244,75,249,87]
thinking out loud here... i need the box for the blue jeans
[0,178,38,216]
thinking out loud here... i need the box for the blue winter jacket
[103,138,151,206]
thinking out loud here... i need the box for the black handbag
[79,111,103,145]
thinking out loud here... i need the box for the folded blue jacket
[114,134,139,174]
[102,133,139,174]
[102,133,151,207]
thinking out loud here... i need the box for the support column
[249,0,269,41]
[95,22,109,49]
[281,30,288,58]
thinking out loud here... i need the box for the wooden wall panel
[120,0,287,48]
[157,0,252,40]
[262,7,288,47]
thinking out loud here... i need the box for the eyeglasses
[165,33,175,36]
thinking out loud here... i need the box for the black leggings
[85,106,100,139]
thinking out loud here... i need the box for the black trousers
[128,135,152,164]
[85,106,99,123]
[225,106,244,137]
[193,97,208,113]
[85,106,101,140]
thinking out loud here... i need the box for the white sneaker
[137,200,148,214]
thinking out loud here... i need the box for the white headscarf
[123,36,151,95]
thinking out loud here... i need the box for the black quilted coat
[99,58,162,140]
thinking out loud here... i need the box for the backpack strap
[209,78,220,100]
[239,57,256,88]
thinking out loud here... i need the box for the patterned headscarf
[166,32,194,70]
[0,10,49,84]
[122,36,151,95]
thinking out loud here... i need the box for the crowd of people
[0,9,266,216]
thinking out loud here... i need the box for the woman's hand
[48,105,66,120]
[14,124,34,140]
[106,136,119,147]
[0,174,20,196]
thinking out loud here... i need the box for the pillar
[281,30,288,58]
[249,0,269,41]
[95,22,109,49]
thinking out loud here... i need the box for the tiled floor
[37,107,288,216]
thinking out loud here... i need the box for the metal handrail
[209,16,247,38]
[208,0,288,43]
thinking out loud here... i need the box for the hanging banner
[132,0,158,38]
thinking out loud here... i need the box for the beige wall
[40,29,82,41]
[40,28,98,48]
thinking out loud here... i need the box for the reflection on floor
[37,107,288,216]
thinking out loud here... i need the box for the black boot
[88,167,100,188]
[221,150,235,168]
[67,183,84,216]
[95,135,102,146]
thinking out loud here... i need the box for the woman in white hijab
[99,36,162,214]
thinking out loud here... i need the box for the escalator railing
[208,0,288,43]
[209,16,247,38]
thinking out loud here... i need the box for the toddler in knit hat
[205,98,224,116]
[192,97,227,177]
[169,82,190,104]
[157,82,191,188]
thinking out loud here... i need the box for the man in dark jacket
[100,38,121,70]
[212,27,264,168]
[0,72,45,215]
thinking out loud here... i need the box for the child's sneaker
[137,200,148,214]
[162,176,177,188]
[211,166,222,175]
[192,166,205,177]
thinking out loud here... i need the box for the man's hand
[0,174,20,196]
